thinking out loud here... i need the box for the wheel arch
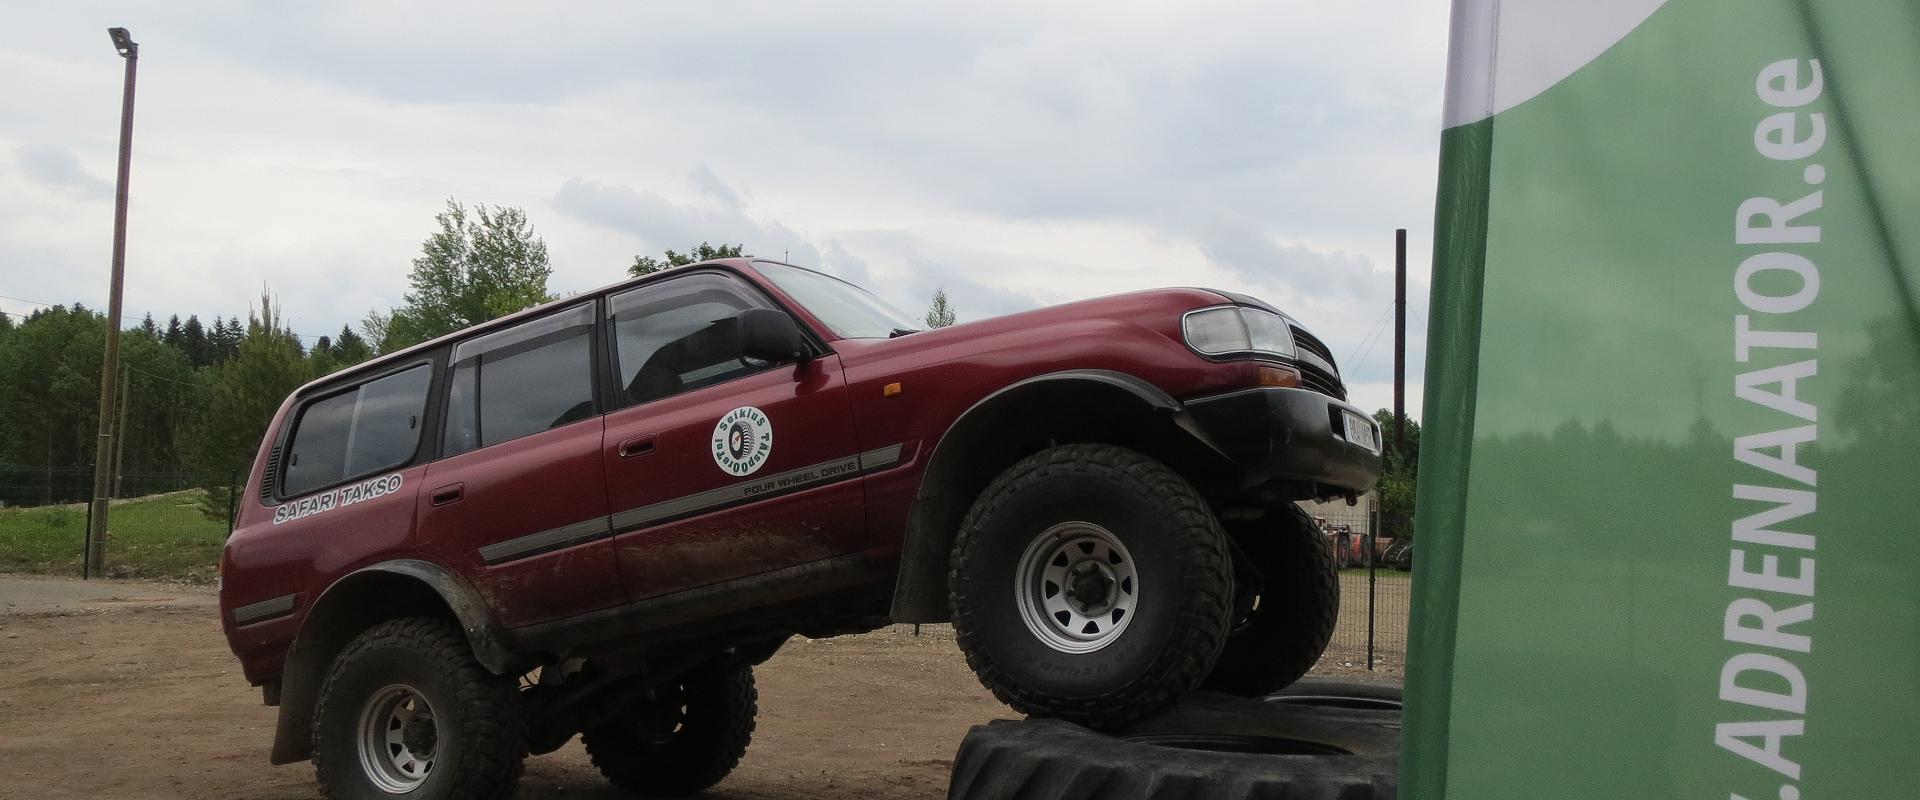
[888,369,1233,623]
[269,559,523,765]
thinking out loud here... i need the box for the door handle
[618,434,657,459]
[430,483,464,506]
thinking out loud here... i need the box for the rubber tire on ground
[947,690,1399,800]
[581,666,757,798]
[1266,677,1402,711]
[1204,504,1340,696]
[311,617,527,800]
[949,444,1233,730]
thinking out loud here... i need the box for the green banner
[1406,1,1919,797]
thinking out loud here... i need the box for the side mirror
[737,308,810,363]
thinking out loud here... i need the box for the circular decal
[711,406,773,476]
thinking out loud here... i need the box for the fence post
[226,470,239,538]
[81,492,95,580]
[1366,504,1378,670]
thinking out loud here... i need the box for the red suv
[219,258,1381,799]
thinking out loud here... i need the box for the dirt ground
[0,576,1394,799]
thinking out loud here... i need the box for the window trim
[432,300,605,461]
[599,269,826,412]
[271,356,439,503]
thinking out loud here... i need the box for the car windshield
[755,261,923,339]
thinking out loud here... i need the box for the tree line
[1,199,961,508]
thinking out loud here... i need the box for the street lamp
[85,26,139,578]
[108,27,136,56]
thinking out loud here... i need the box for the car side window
[442,304,596,458]
[282,364,432,497]
[609,273,774,408]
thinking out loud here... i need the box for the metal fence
[0,468,240,580]
[1301,501,1413,673]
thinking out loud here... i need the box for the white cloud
[1,1,1444,416]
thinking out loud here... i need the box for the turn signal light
[1256,365,1301,388]
[883,382,903,397]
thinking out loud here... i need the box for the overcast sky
[2,2,1446,416]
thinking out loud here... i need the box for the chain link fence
[0,467,240,582]
[1301,499,1412,674]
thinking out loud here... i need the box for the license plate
[1342,410,1380,453]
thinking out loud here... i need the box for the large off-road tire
[581,666,757,798]
[948,444,1234,729]
[1203,504,1340,696]
[311,617,526,800]
[947,689,1400,800]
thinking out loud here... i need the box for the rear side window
[609,273,771,407]
[282,364,432,497]
[442,303,596,458]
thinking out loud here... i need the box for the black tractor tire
[947,690,1399,800]
[581,666,757,798]
[1267,677,1403,711]
[1204,504,1340,697]
[948,444,1233,730]
[311,617,526,800]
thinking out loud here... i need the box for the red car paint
[218,259,1378,691]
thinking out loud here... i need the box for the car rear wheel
[949,444,1233,729]
[581,666,758,798]
[1203,504,1340,696]
[311,617,526,800]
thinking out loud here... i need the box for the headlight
[1182,306,1296,360]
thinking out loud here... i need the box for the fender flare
[887,369,1230,623]
[345,559,520,673]
[269,559,523,765]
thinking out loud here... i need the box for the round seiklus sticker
[711,406,773,476]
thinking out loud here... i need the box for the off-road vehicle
[218,258,1381,798]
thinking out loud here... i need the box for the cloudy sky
[3,1,1447,415]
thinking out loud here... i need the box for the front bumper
[1183,386,1384,496]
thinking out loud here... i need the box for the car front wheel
[948,444,1234,729]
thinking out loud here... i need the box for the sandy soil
[0,577,1394,799]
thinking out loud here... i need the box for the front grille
[1290,326,1337,372]
[1300,369,1345,400]
[1289,326,1346,400]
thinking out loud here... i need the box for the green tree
[0,305,106,503]
[330,325,373,366]
[629,242,746,277]
[366,200,554,353]
[924,287,957,328]
[181,315,210,368]
[190,290,313,479]
[1371,408,1421,530]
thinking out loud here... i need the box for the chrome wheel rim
[1014,521,1140,654]
[357,684,436,793]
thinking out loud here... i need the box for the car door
[601,271,866,600]
[414,302,621,628]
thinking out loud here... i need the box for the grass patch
[0,490,227,583]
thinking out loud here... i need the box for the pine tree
[924,287,958,328]
[137,313,159,338]
[163,314,183,349]
[331,325,373,366]
[182,315,209,368]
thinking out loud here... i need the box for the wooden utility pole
[86,27,139,578]
[1393,229,1407,478]
[112,365,130,499]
